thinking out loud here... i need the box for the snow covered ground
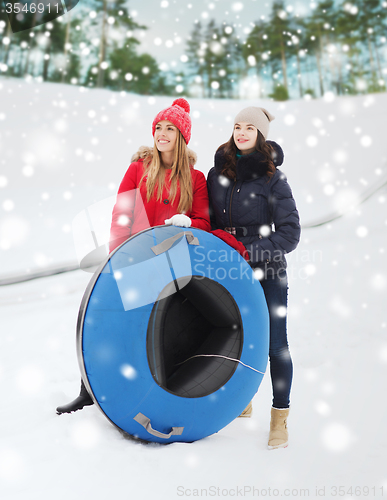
[1,78,387,499]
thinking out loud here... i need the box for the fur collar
[131,145,197,166]
[214,141,284,182]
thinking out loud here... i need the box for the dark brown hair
[217,129,276,180]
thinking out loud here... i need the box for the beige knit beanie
[234,107,275,139]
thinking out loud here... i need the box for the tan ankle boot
[238,400,252,418]
[268,407,289,449]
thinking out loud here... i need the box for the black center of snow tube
[146,276,243,398]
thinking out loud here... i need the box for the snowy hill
[1,78,387,499]
[1,78,386,276]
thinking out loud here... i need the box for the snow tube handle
[151,231,199,256]
[133,413,184,439]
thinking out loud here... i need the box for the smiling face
[154,120,178,155]
[233,122,258,155]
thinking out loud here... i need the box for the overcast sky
[128,0,305,72]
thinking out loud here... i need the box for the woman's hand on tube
[164,214,192,227]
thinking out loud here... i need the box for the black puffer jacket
[207,142,301,276]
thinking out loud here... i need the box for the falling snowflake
[247,55,256,66]
[259,225,271,237]
[2,199,15,212]
[356,226,368,238]
[315,400,331,416]
[323,91,335,103]
[323,184,335,196]
[253,268,264,281]
[184,454,199,468]
[276,305,287,318]
[321,423,355,452]
[0,215,30,249]
[232,2,244,12]
[306,135,318,147]
[217,176,230,188]
[379,345,387,363]
[63,191,72,200]
[70,419,100,450]
[330,295,351,318]
[370,274,386,290]
[22,166,34,177]
[124,288,139,304]
[318,165,335,183]
[284,114,296,126]
[303,264,316,276]
[120,364,137,380]
[360,135,372,147]
[54,119,68,133]
[333,149,347,164]
[34,252,49,267]
[16,365,45,396]
[333,188,359,213]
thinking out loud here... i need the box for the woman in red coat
[56,98,211,415]
[109,99,210,251]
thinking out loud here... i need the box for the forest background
[1,0,387,101]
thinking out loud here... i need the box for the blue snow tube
[77,226,269,443]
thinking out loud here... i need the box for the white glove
[164,214,192,228]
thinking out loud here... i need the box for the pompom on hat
[152,98,192,144]
[234,106,275,139]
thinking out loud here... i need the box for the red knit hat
[152,98,191,144]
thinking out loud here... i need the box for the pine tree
[267,0,293,94]
[221,23,243,99]
[302,0,336,96]
[349,0,387,90]
[186,21,206,97]
[203,19,218,97]
[285,14,307,98]
[83,0,146,88]
[334,1,362,95]
[107,47,160,94]
[244,20,271,97]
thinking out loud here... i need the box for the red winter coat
[109,146,211,252]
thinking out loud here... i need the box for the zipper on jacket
[228,180,237,227]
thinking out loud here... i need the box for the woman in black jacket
[207,106,300,449]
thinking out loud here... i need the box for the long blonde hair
[141,131,193,213]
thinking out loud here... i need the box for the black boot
[56,379,94,415]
